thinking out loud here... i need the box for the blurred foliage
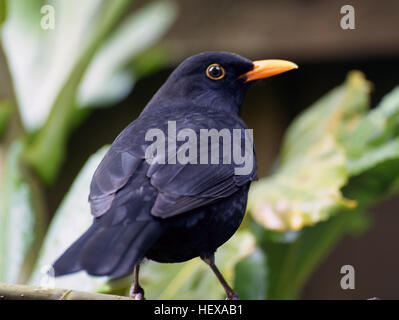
[248,72,369,231]
[344,85,399,176]
[0,100,13,137]
[255,209,369,299]
[0,0,177,285]
[246,72,399,299]
[1,0,399,301]
[248,72,399,299]
[28,147,109,292]
[0,142,35,283]
[0,0,5,27]
[2,0,176,183]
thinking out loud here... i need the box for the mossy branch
[0,283,132,300]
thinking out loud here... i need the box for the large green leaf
[248,76,399,299]
[2,0,176,183]
[28,146,109,291]
[263,209,369,299]
[78,0,177,107]
[343,85,399,175]
[248,71,370,231]
[2,0,130,183]
[0,142,36,283]
[2,0,103,131]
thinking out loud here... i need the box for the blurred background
[1,0,399,300]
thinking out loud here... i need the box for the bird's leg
[129,264,145,300]
[201,254,239,300]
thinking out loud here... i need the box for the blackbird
[53,52,297,300]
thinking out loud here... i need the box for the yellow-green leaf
[344,85,399,175]
[0,0,6,26]
[248,71,371,231]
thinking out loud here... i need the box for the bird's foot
[226,292,240,300]
[131,292,145,300]
[129,285,145,300]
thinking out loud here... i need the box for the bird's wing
[148,162,249,218]
[89,111,257,219]
[88,116,152,218]
[89,147,142,217]
[147,113,257,218]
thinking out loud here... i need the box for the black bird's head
[148,52,298,114]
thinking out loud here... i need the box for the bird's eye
[206,64,225,80]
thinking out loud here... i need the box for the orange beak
[240,59,298,82]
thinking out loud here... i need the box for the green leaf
[130,45,170,79]
[344,85,399,175]
[0,142,36,283]
[0,0,6,26]
[3,0,176,129]
[344,158,399,207]
[78,0,177,107]
[0,100,13,137]
[18,0,133,183]
[3,0,138,131]
[248,71,371,231]
[248,78,399,299]
[3,0,93,131]
[234,248,268,300]
[263,209,369,299]
[2,0,176,183]
[28,146,109,291]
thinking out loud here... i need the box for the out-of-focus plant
[0,100,12,137]
[249,72,399,299]
[3,0,177,183]
[0,0,177,284]
[248,72,369,231]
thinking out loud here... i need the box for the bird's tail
[52,223,99,277]
[53,220,162,278]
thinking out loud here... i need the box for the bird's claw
[129,285,145,300]
[131,292,145,300]
[226,292,240,300]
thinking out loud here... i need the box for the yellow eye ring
[206,63,225,80]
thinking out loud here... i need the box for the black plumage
[53,52,297,299]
